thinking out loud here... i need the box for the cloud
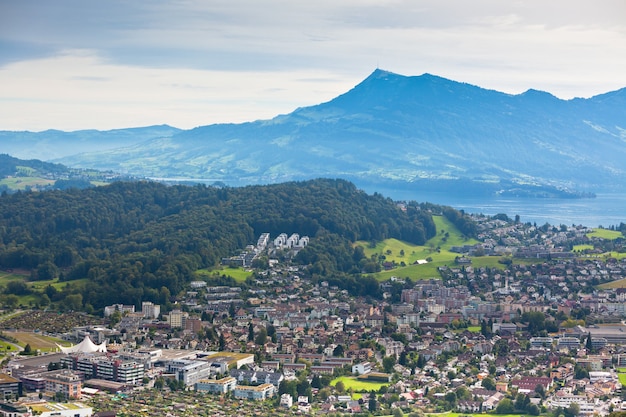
[0,0,625,130]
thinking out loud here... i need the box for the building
[0,374,22,399]
[557,337,581,350]
[195,377,237,394]
[103,304,134,317]
[28,402,92,417]
[352,362,371,375]
[280,393,293,408]
[530,337,554,349]
[233,383,275,401]
[167,360,212,387]
[60,354,144,384]
[167,310,188,328]
[141,302,160,319]
[44,370,82,400]
[0,402,30,417]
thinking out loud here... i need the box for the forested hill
[0,179,437,310]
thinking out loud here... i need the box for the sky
[0,0,625,132]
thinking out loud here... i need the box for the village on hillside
[1,218,626,417]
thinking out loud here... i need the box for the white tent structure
[57,335,107,354]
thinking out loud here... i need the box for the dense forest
[0,178,444,312]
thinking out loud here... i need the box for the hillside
[0,179,441,311]
[0,154,133,193]
[35,69,626,196]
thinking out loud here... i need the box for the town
[1,217,626,417]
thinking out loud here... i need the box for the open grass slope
[355,215,516,281]
[0,176,54,190]
[587,228,623,240]
[0,272,89,307]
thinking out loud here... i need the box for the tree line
[0,178,449,312]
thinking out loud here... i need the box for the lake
[374,190,626,228]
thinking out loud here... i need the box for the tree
[4,295,19,310]
[368,390,378,412]
[218,333,225,351]
[248,322,254,342]
[534,383,546,399]
[23,343,32,355]
[495,398,515,414]
[564,403,580,417]
[311,374,322,389]
[333,344,345,357]
[383,355,396,373]
[393,408,404,417]
[482,377,496,391]
[255,327,268,346]
[279,380,298,401]
[585,333,593,353]
[335,381,345,393]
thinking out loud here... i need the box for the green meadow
[196,267,252,283]
[330,376,389,392]
[586,228,623,240]
[356,215,534,281]
[0,176,54,190]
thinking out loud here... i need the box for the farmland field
[0,176,54,190]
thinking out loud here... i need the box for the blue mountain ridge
[3,69,626,196]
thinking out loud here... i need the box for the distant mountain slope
[0,124,181,161]
[4,70,626,195]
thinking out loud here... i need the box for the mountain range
[2,69,625,197]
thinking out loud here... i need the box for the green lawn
[618,373,626,386]
[330,376,389,392]
[573,244,594,252]
[196,267,252,283]
[586,228,623,240]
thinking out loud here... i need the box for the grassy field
[4,331,71,352]
[330,376,389,392]
[0,176,54,190]
[196,267,252,283]
[0,271,28,284]
[356,215,536,281]
[0,272,89,307]
[598,277,626,289]
[573,244,594,252]
[619,373,626,386]
[586,228,623,240]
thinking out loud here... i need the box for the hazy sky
[1,0,625,131]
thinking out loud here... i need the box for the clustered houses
[221,231,309,267]
[4,223,626,416]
